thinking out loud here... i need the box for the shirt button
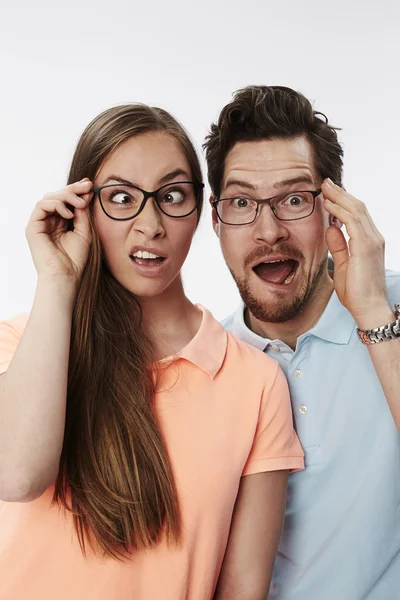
[299,405,308,414]
[271,345,280,352]
[294,369,302,378]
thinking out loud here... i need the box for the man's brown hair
[204,85,343,197]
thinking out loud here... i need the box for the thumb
[73,206,92,246]
[326,225,349,270]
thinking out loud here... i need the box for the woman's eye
[161,190,184,204]
[110,192,133,205]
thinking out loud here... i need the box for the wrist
[355,305,396,331]
[36,275,79,308]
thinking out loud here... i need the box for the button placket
[289,339,322,465]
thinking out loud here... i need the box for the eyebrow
[224,178,258,191]
[224,175,315,193]
[273,175,315,189]
[101,169,191,189]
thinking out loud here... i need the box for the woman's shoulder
[0,314,30,374]
[198,305,279,380]
[0,313,30,338]
[225,330,279,373]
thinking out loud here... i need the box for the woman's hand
[25,179,93,284]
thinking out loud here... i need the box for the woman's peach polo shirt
[0,306,303,600]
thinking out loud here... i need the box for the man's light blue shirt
[222,271,400,600]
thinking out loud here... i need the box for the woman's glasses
[92,181,204,221]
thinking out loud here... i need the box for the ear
[210,194,220,237]
[329,214,343,229]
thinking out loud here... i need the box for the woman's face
[93,132,198,299]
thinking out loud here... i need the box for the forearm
[214,471,288,600]
[357,307,400,432]
[0,276,76,501]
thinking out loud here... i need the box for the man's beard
[230,253,328,324]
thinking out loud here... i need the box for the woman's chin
[115,275,172,300]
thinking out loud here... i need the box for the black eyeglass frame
[212,189,322,225]
[92,181,205,221]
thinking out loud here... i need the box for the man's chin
[230,255,329,324]
[242,289,307,323]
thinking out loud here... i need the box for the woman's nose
[131,197,166,239]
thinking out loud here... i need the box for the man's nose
[252,203,290,246]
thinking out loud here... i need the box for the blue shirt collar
[307,291,355,345]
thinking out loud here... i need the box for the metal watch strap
[357,303,400,345]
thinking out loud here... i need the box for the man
[204,86,400,599]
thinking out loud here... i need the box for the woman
[0,104,303,599]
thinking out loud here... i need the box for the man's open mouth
[253,259,299,285]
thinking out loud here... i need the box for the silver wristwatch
[357,304,400,345]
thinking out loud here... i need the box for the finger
[31,200,74,223]
[326,225,349,270]
[44,190,91,210]
[65,179,93,194]
[26,210,69,253]
[321,179,376,237]
[28,202,74,239]
[321,179,363,211]
[323,198,370,244]
[45,214,68,236]
[79,190,94,205]
[72,207,92,244]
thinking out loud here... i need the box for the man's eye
[232,198,250,208]
[286,195,304,206]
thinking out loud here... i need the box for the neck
[139,276,202,360]
[246,271,334,350]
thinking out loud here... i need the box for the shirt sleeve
[242,363,304,476]
[0,315,28,375]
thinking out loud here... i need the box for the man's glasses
[92,181,204,221]
[212,189,321,226]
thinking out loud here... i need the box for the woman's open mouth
[253,259,299,286]
[129,250,168,277]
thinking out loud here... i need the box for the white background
[1,0,399,321]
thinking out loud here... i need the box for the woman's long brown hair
[53,105,203,559]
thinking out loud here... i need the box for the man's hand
[321,178,394,329]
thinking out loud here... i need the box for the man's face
[213,136,331,323]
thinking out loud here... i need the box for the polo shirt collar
[231,302,267,351]
[175,305,227,378]
[308,290,355,344]
[230,290,355,348]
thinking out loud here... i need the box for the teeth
[266,259,286,264]
[132,250,161,259]
[283,270,296,285]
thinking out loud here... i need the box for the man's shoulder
[220,311,235,333]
